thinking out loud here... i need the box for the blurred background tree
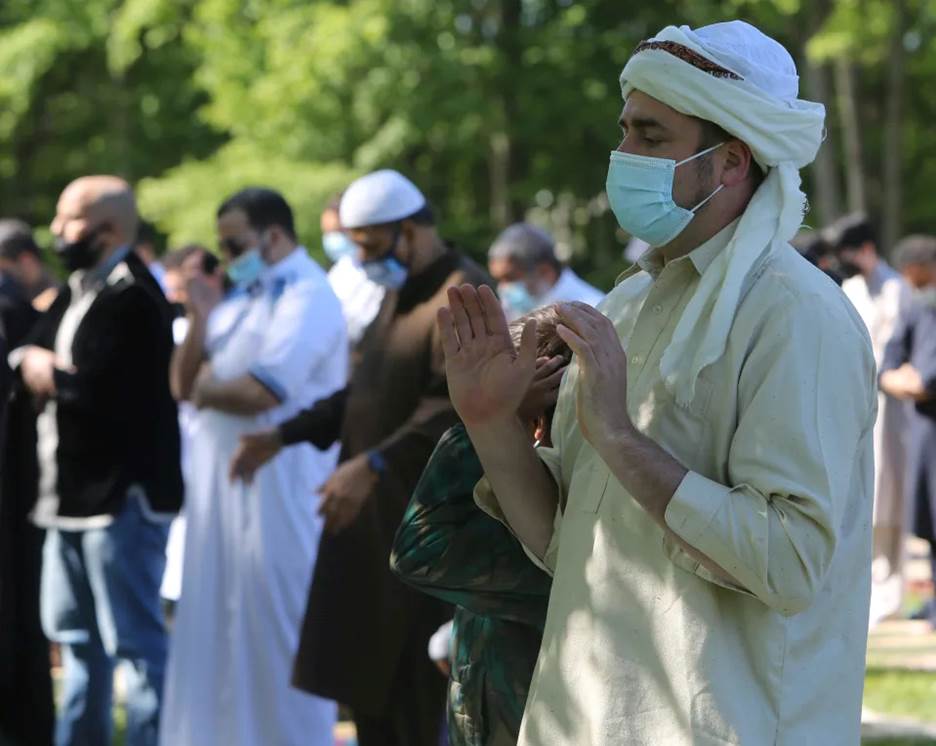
[1,0,935,287]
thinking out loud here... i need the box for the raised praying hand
[437,284,538,428]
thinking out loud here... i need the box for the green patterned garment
[391,424,552,746]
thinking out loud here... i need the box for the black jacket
[23,251,182,518]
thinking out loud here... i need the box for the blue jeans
[41,495,170,746]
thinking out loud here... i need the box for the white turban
[618,21,825,406]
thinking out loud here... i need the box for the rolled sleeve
[664,300,877,616]
[248,363,289,403]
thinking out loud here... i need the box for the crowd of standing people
[1,16,935,746]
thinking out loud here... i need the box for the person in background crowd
[0,228,52,746]
[827,213,912,625]
[880,235,936,627]
[321,196,386,351]
[8,175,181,746]
[161,188,345,746]
[441,21,876,744]
[134,220,168,293]
[0,219,59,311]
[157,245,222,612]
[791,228,843,285]
[391,305,570,746]
[487,223,603,320]
[229,170,490,746]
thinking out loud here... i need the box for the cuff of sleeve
[7,346,27,371]
[278,416,308,446]
[248,365,288,403]
[664,470,731,550]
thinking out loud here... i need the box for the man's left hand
[555,302,634,451]
[317,454,379,535]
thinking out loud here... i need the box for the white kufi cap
[339,169,427,229]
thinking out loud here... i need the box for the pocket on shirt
[651,374,716,467]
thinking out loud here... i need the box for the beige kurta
[478,222,877,745]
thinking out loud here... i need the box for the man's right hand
[438,284,538,428]
[186,273,222,319]
[229,428,283,484]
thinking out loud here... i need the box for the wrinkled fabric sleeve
[372,320,460,493]
[664,301,877,616]
[248,278,346,403]
[278,387,348,449]
[391,425,551,624]
[879,305,914,378]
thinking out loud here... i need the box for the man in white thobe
[441,21,876,745]
[829,212,912,624]
[160,188,345,746]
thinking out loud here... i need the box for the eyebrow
[618,114,671,135]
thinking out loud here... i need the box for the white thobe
[327,254,385,347]
[160,248,347,746]
[842,262,911,623]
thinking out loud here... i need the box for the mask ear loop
[677,141,726,213]
[675,141,725,167]
[690,184,725,213]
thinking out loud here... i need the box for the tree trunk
[803,60,842,224]
[488,0,523,229]
[881,0,906,253]
[799,0,841,224]
[834,56,867,214]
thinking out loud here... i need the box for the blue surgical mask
[499,281,539,319]
[226,248,266,287]
[362,229,409,290]
[323,231,357,263]
[363,254,408,290]
[606,143,724,247]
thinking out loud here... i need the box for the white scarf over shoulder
[618,21,825,406]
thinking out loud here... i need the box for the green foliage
[2,0,935,285]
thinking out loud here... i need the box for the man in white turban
[440,21,876,745]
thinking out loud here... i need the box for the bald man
[8,176,182,746]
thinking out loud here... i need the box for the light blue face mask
[499,281,539,319]
[322,231,357,263]
[606,143,724,247]
[226,248,266,287]
[363,255,407,290]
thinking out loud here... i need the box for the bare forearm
[170,313,207,401]
[465,417,559,560]
[198,375,279,416]
[596,427,744,587]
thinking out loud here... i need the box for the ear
[720,140,754,188]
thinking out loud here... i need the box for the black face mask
[55,225,106,272]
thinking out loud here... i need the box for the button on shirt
[478,220,877,745]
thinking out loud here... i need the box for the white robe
[160,249,348,746]
[842,262,910,624]
[842,263,910,529]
